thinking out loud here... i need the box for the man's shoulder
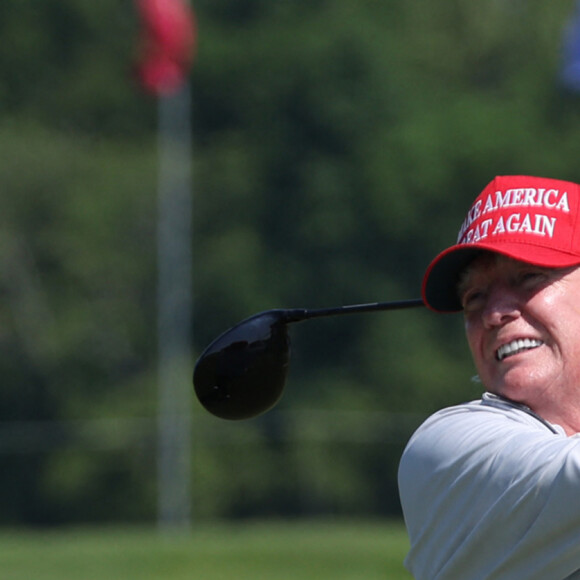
[416,392,563,437]
[399,393,565,477]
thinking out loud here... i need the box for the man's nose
[481,284,521,328]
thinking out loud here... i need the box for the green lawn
[0,520,413,579]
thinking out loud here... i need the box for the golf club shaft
[281,298,425,323]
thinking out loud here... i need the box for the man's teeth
[496,339,543,361]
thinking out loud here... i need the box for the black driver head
[193,310,291,420]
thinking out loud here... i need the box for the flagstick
[157,80,193,532]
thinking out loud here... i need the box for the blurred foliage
[0,0,579,524]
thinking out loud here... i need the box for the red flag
[135,0,197,96]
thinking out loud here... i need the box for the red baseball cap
[422,175,580,312]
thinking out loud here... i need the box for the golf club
[193,298,424,420]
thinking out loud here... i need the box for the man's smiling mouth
[496,339,544,361]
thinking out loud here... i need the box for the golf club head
[193,310,291,420]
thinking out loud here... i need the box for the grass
[0,520,413,579]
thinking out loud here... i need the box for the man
[398,175,580,579]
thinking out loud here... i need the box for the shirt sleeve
[398,399,580,580]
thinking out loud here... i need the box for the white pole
[156,80,193,532]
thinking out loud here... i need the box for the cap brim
[422,246,483,313]
[422,242,580,313]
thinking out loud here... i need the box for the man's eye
[461,289,485,311]
[518,271,547,288]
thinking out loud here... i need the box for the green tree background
[0,0,578,524]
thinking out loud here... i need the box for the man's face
[459,253,580,415]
